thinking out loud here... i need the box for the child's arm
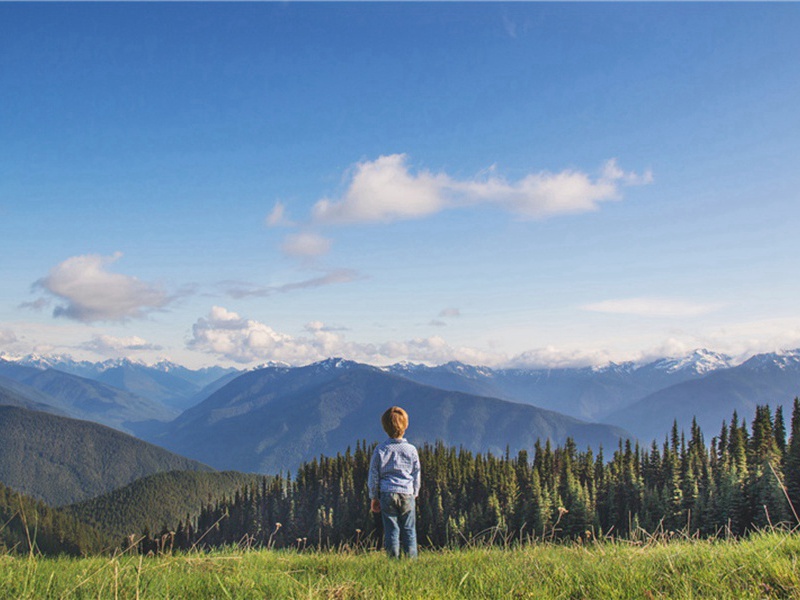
[412,448,421,497]
[367,447,381,512]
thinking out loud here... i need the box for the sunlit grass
[2,531,799,599]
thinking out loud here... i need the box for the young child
[368,406,421,558]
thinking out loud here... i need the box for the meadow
[2,531,799,599]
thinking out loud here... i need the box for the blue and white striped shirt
[368,438,421,499]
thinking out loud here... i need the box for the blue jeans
[379,492,417,558]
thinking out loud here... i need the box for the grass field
[2,531,799,599]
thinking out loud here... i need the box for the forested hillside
[135,401,800,553]
[67,470,264,540]
[0,406,211,505]
[0,481,109,555]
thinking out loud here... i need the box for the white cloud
[312,154,449,224]
[439,307,461,318]
[266,202,293,227]
[281,231,332,258]
[507,346,618,370]
[311,154,651,225]
[582,297,722,318]
[188,306,321,364]
[80,334,163,356]
[33,253,172,323]
[187,306,501,366]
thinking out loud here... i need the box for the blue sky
[1,3,799,369]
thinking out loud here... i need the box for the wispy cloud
[32,253,175,323]
[0,329,18,346]
[80,334,163,356]
[223,269,362,299]
[280,231,332,258]
[18,298,50,312]
[266,201,294,227]
[582,297,722,318]
[429,307,461,327]
[311,154,652,225]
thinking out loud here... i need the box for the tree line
[133,401,800,553]
[0,481,108,555]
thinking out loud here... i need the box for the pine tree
[784,398,800,518]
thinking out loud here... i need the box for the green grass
[2,532,799,599]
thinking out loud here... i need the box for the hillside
[67,470,264,540]
[0,359,177,432]
[0,377,65,415]
[387,350,733,421]
[8,356,238,412]
[0,405,212,506]
[149,359,630,474]
[0,480,109,555]
[605,351,800,442]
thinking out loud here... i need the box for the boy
[368,406,421,558]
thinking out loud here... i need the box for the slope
[605,351,800,442]
[151,359,630,474]
[0,480,110,555]
[388,350,732,421]
[0,359,177,431]
[0,405,212,506]
[0,377,66,416]
[67,470,263,540]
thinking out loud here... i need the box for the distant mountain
[7,355,238,413]
[148,359,630,474]
[0,405,211,506]
[605,350,800,442]
[182,369,245,410]
[0,359,177,432]
[0,376,66,416]
[386,349,734,421]
[0,480,109,555]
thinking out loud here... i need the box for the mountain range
[385,349,735,422]
[605,351,800,442]
[2,348,800,482]
[146,358,631,474]
[0,359,177,432]
[4,355,236,413]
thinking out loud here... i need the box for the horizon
[2,3,799,370]
[2,345,799,373]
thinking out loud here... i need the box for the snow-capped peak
[646,349,733,375]
[741,349,800,371]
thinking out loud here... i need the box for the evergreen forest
[0,481,108,555]
[134,401,800,554]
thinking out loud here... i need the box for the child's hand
[370,498,381,513]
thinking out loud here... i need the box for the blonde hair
[381,406,408,438]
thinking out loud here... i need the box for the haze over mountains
[1,348,799,482]
[385,349,735,421]
[146,358,630,473]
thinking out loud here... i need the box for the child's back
[368,406,420,558]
